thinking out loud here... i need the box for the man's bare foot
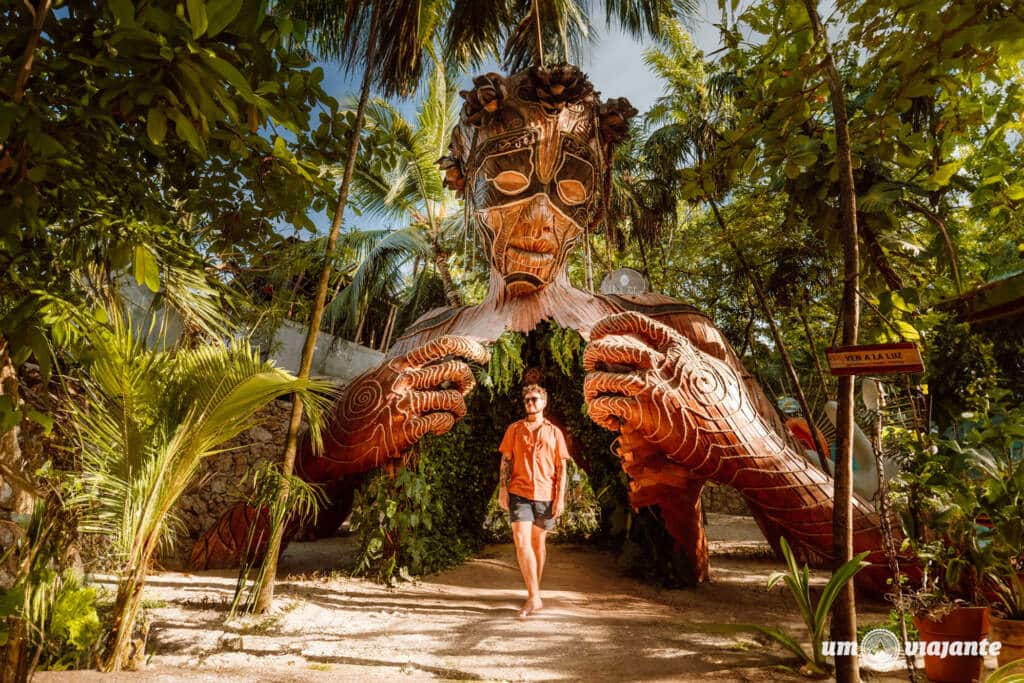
[517,596,543,618]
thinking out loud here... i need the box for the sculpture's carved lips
[508,236,556,266]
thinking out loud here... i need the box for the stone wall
[162,398,300,567]
[701,482,751,516]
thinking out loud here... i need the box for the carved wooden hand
[297,335,490,481]
[190,335,489,570]
[582,311,895,592]
[583,311,779,481]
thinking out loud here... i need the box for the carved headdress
[438,65,638,298]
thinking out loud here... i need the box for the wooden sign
[826,342,924,376]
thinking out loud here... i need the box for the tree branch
[900,199,961,294]
[12,0,53,105]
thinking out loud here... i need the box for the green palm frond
[323,227,432,337]
[289,0,448,97]
[69,313,336,563]
[445,0,684,71]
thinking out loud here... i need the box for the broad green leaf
[205,0,242,36]
[199,54,254,98]
[108,0,135,25]
[168,110,206,155]
[858,182,900,211]
[187,0,208,38]
[146,107,167,145]
[272,135,288,159]
[1006,185,1024,200]
[928,162,961,186]
[894,320,920,342]
[133,245,161,292]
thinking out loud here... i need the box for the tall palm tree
[65,308,333,671]
[254,0,449,612]
[353,62,465,298]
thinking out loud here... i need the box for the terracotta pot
[913,606,990,683]
[992,615,1024,669]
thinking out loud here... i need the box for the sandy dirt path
[39,515,924,682]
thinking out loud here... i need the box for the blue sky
[307,2,728,234]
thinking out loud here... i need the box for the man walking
[498,384,570,618]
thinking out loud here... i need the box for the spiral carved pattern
[583,311,896,593]
[189,335,489,570]
[340,376,387,423]
[304,335,489,478]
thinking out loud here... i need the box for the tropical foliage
[1,0,1023,675]
[728,539,870,677]
[58,304,333,670]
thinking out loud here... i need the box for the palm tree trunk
[286,273,304,319]
[433,249,463,307]
[101,532,160,671]
[354,304,367,345]
[802,2,861,680]
[707,200,831,475]
[253,1,382,614]
[532,0,545,68]
[101,570,146,671]
[380,304,397,352]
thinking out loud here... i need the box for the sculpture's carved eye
[557,179,588,205]
[492,170,531,195]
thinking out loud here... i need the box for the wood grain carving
[583,311,895,593]
[191,64,899,596]
[190,336,488,569]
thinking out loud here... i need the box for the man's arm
[551,430,570,517]
[498,453,512,511]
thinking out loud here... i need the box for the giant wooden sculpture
[192,66,893,592]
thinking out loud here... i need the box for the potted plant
[892,427,992,683]
[960,395,1024,668]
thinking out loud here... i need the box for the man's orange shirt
[499,418,570,502]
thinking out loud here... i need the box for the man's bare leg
[531,524,547,586]
[512,521,542,616]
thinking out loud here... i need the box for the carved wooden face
[468,126,599,297]
[442,66,636,299]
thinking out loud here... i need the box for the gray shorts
[509,493,555,531]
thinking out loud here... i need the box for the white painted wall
[122,281,382,382]
[270,321,383,381]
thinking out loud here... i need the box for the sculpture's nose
[522,194,555,238]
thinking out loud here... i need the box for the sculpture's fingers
[583,336,664,372]
[587,395,642,432]
[591,312,680,352]
[583,371,647,403]
[406,389,467,421]
[400,360,476,395]
[394,335,490,371]
[406,411,458,443]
